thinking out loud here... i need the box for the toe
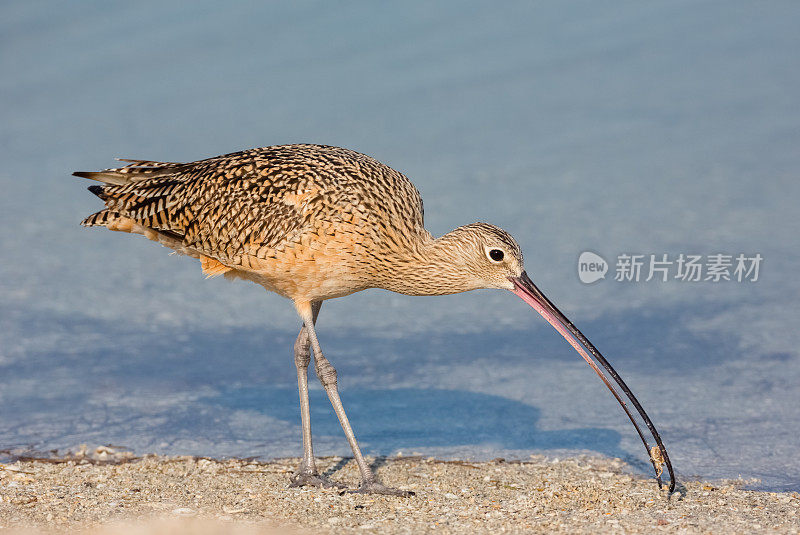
[349,481,415,497]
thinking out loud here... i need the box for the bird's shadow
[208,385,623,458]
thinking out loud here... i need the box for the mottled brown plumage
[79,144,523,301]
[75,144,675,496]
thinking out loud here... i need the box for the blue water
[1,0,799,491]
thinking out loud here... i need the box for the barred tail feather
[73,171,131,186]
[81,209,119,227]
[73,159,187,186]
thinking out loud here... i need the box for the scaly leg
[288,301,343,488]
[295,300,413,496]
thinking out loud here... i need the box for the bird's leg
[289,302,343,489]
[295,301,413,497]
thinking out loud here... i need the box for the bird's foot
[289,471,346,489]
[348,479,415,497]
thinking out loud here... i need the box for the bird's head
[436,222,525,291]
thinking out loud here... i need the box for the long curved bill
[510,271,675,493]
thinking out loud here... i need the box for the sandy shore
[1,448,798,534]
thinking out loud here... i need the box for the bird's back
[79,144,429,301]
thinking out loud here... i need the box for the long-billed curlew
[75,144,675,495]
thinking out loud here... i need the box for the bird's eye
[488,249,504,262]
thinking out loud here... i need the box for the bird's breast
[235,222,378,301]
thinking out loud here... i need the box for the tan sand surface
[1,449,798,534]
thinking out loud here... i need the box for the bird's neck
[375,228,479,296]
